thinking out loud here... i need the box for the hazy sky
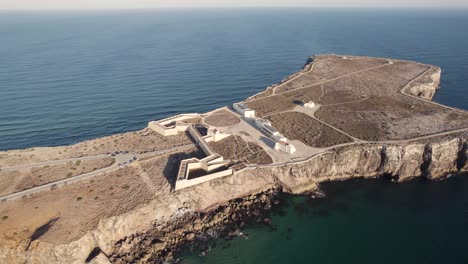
[1,0,467,10]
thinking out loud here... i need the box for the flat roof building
[274,139,297,154]
[233,102,256,118]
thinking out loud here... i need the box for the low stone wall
[175,169,233,190]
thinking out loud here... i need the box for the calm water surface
[180,175,468,264]
[0,9,467,264]
[0,9,467,150]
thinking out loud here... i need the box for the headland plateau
[0,55,467,264]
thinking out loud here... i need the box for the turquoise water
[1,9,468,264]
[0,9,467,150]
[180,175,468,264]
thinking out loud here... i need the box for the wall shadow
[259,136,276,148]
[162,149,205,190]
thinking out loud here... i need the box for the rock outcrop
[0,55,466,264]
[406,67,441,100]
[1,133,466,264]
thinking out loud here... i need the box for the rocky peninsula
[0,55,467,264]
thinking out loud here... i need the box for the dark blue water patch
[0,9,467,151]
[179,174,468,264]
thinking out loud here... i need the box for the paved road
[0,144,194,202]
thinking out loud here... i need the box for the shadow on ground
[162,149,205,190]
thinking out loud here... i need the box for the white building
[304,101,315,108]
[148,114,200,136]
[233,102,256,118]
[274,139,297,154]
[255,118,287,140]
[205,128,231,143]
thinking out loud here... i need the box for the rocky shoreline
[109,146,468,264]
[109,187,283,264]
[1,55,467,264]
[106,133,467,264]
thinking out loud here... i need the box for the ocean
[180,175,468,264]
[0,8,467,264]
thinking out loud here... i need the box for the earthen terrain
[0,128,191,168]
[0,55,466,264]
[0,157,115,196]
[269,112,353,147]
[0,148,199,245]
[247,55,468,142]
[203,110,240,127]
[209,135,273,165]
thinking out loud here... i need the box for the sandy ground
[204,110,240,127]
[0,148,199,245]
[0,157,115,196]
[0,128,191,168]
[139,148,204,190]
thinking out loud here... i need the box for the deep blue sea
[1,9,468,264]
[1,9,467,151]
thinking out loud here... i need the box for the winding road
[0,144,194,202]
[2,57,467,202]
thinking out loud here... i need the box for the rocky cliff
[405,67,441,100]
[1,132,466,264]
[1,55,466,264]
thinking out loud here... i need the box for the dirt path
[1,154,109,172]
[0,144,194,202]
[250,61,390,102]
[400,66,468,114]
[271,58,323,95]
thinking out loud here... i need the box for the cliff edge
[0,55,467,264]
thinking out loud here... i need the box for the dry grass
[269,112,353,147]
[0,128,191,168]
[0,158,115,196]
[204,110,240,127]
[0,163,155,244]
[209,136,272,165]
[0,148,202,245]
[316,95,468,141]
[139,148,203,189]
[246,56,468,141]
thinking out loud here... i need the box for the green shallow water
[179,174,468,264]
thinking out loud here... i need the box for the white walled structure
[233,102,256,118]
[148,113,235,191]
[304,101,315,108]
[255,118,296,155]
[175,169,233,190]
[175,153,232,191]
[205,128,231,143]
[148,113,200,136]
[274,139,297,154]
[272,133,287,142]
[255,119,280,137]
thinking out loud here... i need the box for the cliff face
[405,67,441,100]
[1,56,466,264]
[2,135,466,264]
[252,136,466,194]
